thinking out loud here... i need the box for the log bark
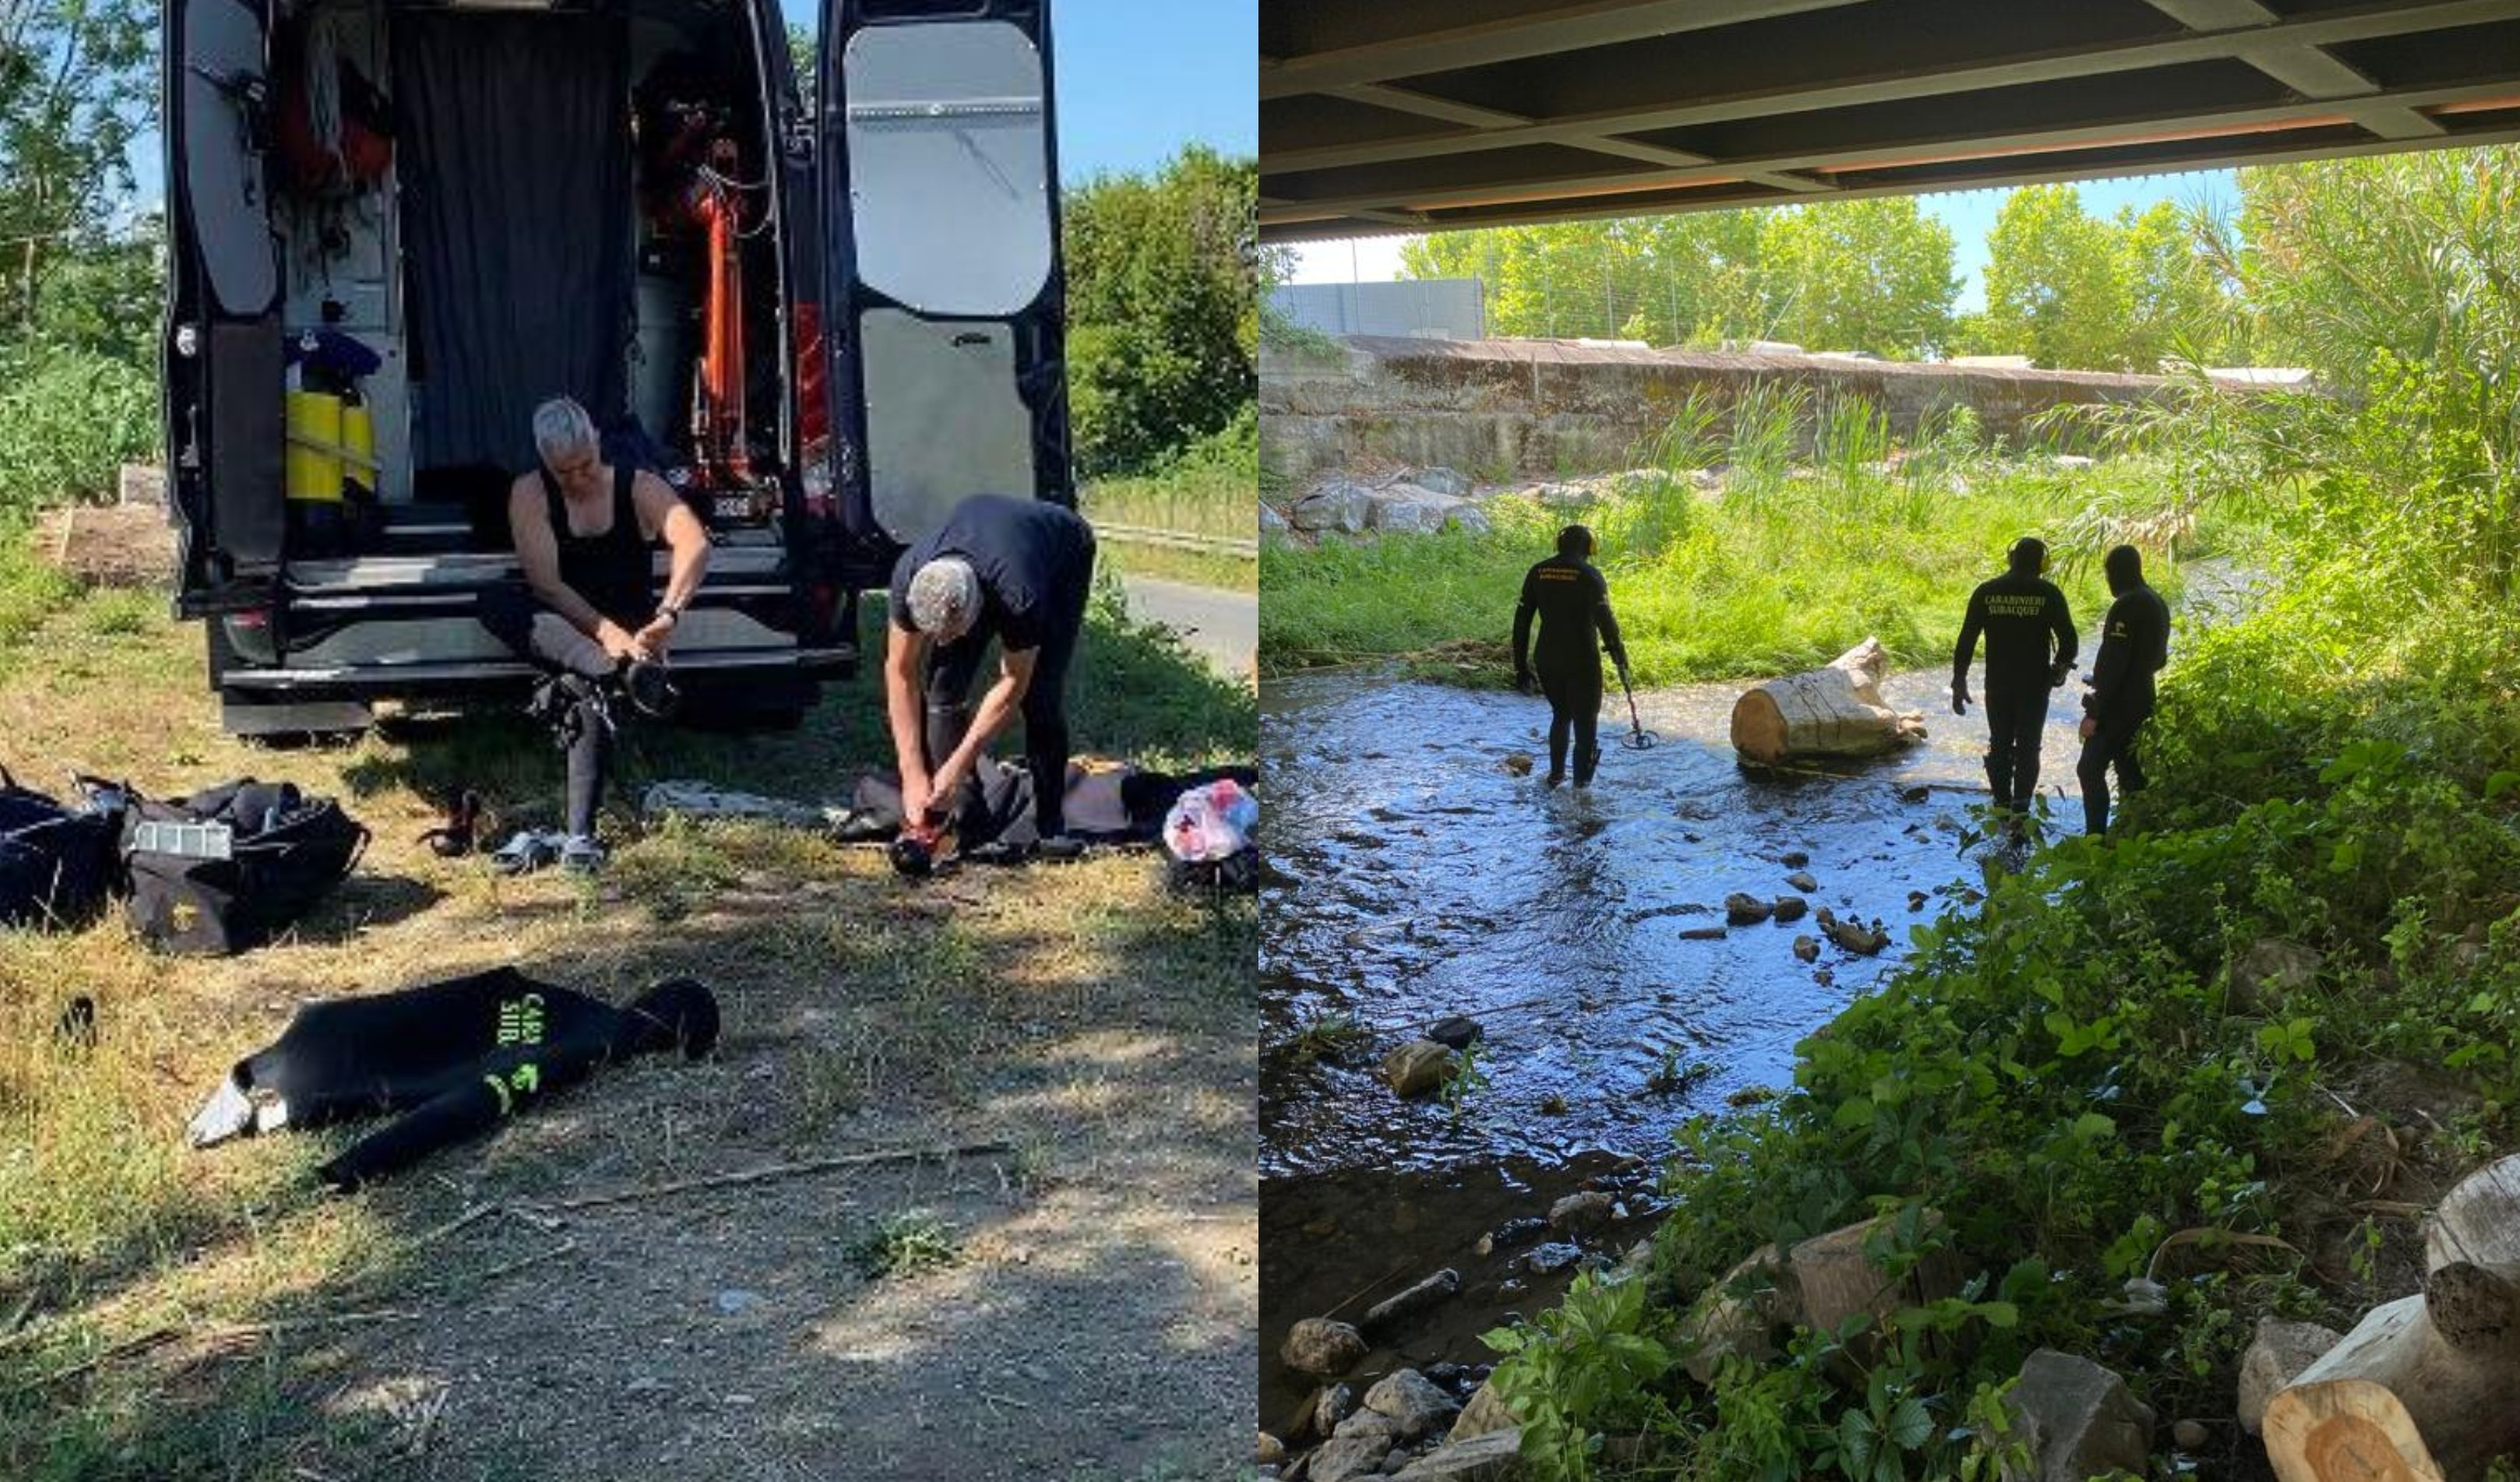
[2261,1260,2520,1482]
[1730,637,1928,764]
[2423,1152,2520,1272]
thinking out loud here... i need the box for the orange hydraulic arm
[686,137,750,487]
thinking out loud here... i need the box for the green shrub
[0,345,159,514]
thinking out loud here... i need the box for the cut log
[1730,637,1929,764]
[2261,1260,2520,1482]
[2423,1152,2520,1272]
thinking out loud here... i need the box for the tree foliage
[0,0,154,329]
[1061,144,1256,477]
[1400,200,1958,355]
[1965,185,2227,371]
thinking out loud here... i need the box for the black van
[164,0,1072,734]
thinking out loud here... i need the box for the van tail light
[801,436,835,520]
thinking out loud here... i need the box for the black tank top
[538,462,653,623]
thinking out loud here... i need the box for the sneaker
[1036,835,1086,862]
[1543,769,1565,789]
[489,829,560,877]
[557,833,608,875]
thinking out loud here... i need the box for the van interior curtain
[393,11,631,473]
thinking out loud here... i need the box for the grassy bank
[1259,398,2245,683]
[1083,429,1259,594]
[0,542,1257,1480]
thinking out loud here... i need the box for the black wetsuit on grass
[1513,553,1628,785]
[217,967,718,1190]
[2077,550,2172,834]
[1954,552,2077,813]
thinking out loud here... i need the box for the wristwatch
[656,600,685,626]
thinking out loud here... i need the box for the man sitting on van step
[884,493,1099,860]
[480,397,711,873]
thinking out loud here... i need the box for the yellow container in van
[340,398,376,498]
[285,390,344,504]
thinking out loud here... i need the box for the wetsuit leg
[1983,686,2049,812]
[482,584,618,835]
[923,630,991,833]
[1021,551,1092,838]
[2077,710,2150,835]
[1537,667,1576,781]
[1569,668,1604,786]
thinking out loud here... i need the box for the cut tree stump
[2423,1152,2520,1272]
[1730,637,1928,764]
[2262,1259,2520,1480]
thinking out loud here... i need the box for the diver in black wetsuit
[1952,537,2078,817]
[1512,524,1629,789]
[2077,544,2172,835]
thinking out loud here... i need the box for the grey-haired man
[480,397,711,872]
[884,494,1098,854]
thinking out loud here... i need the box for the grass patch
[845,1208,963,1280]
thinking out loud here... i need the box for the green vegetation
[847,1209,963,1280]
[1258,390,2197,682]
[1082,411,1258,592]
[1063,146,1257,480]
[1471,148,2520,1482]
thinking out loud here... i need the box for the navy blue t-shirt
[889,496,1093,651]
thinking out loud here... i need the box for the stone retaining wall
[1262,337,2182,486]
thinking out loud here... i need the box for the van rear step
[221,697,376,738]
[287,544,790,597]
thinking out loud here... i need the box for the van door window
[840,21,1050,318]
[183,0,279,317]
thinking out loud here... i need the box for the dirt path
[0,582,1255,1481]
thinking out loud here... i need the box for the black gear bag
[122,779,369,955]
[0,767,118,930]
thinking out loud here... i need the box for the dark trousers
[481,584,634,838]
[2077,708,2151,835]
[1538,660,1602,783]
[1982,684,2052,813]
[924,545,1096,838]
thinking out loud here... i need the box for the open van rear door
[817,0,1072,588]
[165,0,286,610]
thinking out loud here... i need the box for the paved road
[1122,576,1255,680]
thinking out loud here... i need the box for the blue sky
[1290,169,2240,313]
[783,0,1256,181]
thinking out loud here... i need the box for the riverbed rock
[2236,1317,2343,1435]
[1523,1242,1583,1276]
[1448,1379,1517,1441]
[1365,1369,1462,1441]
[1774,895,1809,923]
[1815,907,1891,956]
[1678,925,1728,941]
[1416,466,1473,499]
[1999,1350,2153,1482]
[1370,485,1481,535]
[1258,1432,1288,1466]
[1292,480,1374,534]
[2172,1419,2209,1451]
[1724,892,1775,926]
[1548,1191,1615,1233]
[2230,939,2322,1013]
[1792,935,1821,963]
[1391,1429,1525,1481]
[1785,871,1820,893]
[1680,1244,1790,1384]
[1260,503,1290,537]
[1382,1039,1457,1099]
[1364,1269,1461,1335]
[1424,1017,1483,1050]
[1315,1381,1359,1436]
[1781,850,1811,868]
[1311,1413,1403,1482]
[1908,891,1929,911]
[1283,1319,1368,1378]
